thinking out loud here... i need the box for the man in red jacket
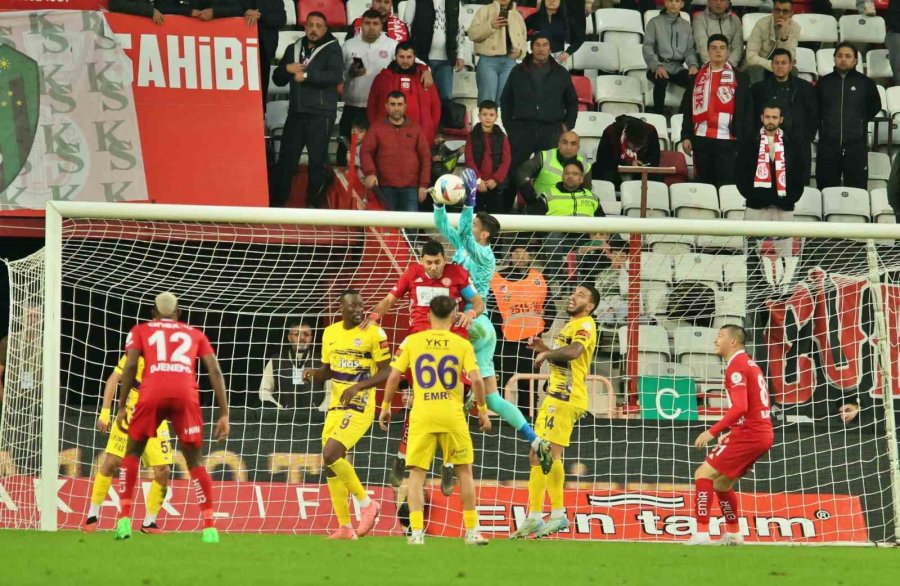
[367,42,442,145]
[361,91,432,211]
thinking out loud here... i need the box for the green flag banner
[637,375,698,421]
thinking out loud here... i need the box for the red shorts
[705,431,774,479]
[129,398,204,445]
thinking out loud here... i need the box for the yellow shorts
[534,397,585,448]
[406,424,474,471]
[105,420,174,468]
[322,408,374,451]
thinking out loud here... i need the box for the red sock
[397,412,410,457]
[694,478,714,532]
[189,466,215,529]
[118,454,140,519]
[716,489,740,531]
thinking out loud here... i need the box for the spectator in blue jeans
[404,0,471,100]
[468,0,527,103]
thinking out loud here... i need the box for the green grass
[2,531,898,586]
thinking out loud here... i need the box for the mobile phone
[499,8,509,19]
[353,57,364,68]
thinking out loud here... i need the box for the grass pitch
[2,531,897,586]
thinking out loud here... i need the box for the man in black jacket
[244,0,287,108]
[815,42,880,190]
[258,318,323,410]
[270,12,343,208]
[751,48,817,185]
[111,0,244,22]
[887,0,900,86]
[500,33,578,210]
[592,115,661,188]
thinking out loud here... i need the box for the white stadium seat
[870,188,896,223]
[867,49,893,81]
[459,4,480,30]
[830,0,858,9]
[595,75,644,114]
[795,47,818,82]
[816,48,865,77]
[346,0,368,24]
[718,185,745,219]
[869,151,891,191]
[821,187,871,222]
[593,180,620,215]
[721,255,748,287]
[793,187,823,222]
[618,45,648,76]
[621,180,670,217]
[674,326,723,382]
[839,15,886,44]
[574,111,616,138]
[669,183,719,220]
[571,42,620,73]
[632,113,670,149]
[742,13,768,40]
[795,14,839,43]
[674,253,723,288]
[595,8,644,44]
[283,0,297,26]
[669,113,684,146]
[276,30,304,60]
[618,324,671,362]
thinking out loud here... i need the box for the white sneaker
[465,532,489,546]
[720,532,744,546]
[407,531,425,545]
[685,532,713,545]
[864,1,876,16]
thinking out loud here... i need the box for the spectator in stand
[468,0,528,103]
[643,0,698,115]
[340,10,398,165]
[109,0,166,24]
[576,233,628,327]
[751,48,817,185]
[692,0,743,68]
[258,318,323,410]
[270,12,343,208]
[886,0,900,86]
[736,102,806,258]
[361,91,432,211]
[501,33,578,210]
[515,131,592,203]
[244,0,287,108]
[619,0,656,13]
[743,0,800,85]
[464,100,512,214]
[816,43,880,190]
[367,42,442,145]
[351,0,411,42]
[524,0,584,66]
[857,0,877,16]
[404,0,471,100]
[592,115,661,188]
[681,34,753,188]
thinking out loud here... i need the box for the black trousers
[474,184,507,214]
[691,135,737,188]
[815,140,868,190]
[647,69,692,114]
[271,112,334,207]
[336,105,369,166]
[504,121,563,211]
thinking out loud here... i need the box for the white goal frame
[38,200,900,539]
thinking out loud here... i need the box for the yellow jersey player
[83,355,174,534]
[305,289,391,540]
[379,295,492,546]
[513,283,599,539]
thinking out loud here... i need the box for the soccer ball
[431,174,467,206]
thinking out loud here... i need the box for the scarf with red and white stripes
[754,127,786,197]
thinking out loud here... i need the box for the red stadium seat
[517,6,537,19]
[299,0,347,27]
[659,150,688,187]
[571,75,594,112]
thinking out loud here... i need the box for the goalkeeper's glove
[460,168,478,207]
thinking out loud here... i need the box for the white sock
[466,529,479,537]
[88,504,100,518]
[551,509,565,520]
[529,512,543,521]
[443,463,453,469]
[397,453,406,461]
[531,438,543,452]
[411,529,424,537]
[359,497,372,508]
[143,511,157,526]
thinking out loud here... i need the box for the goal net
[2,201,899,544]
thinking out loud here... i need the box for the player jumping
[114,292,230,543]
[688,324,774,546]
[304,289,391,540]
[379,295,491,545]
[433,169,551,475]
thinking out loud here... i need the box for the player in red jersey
[689,324,774,546]
[113,292,230,544]
[364,239,485,489]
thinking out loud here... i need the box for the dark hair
[834,41,859,59]
[395,41,416,55]
[306,11,328,25]
[761,101,783,115]
[773,0,792,5]
[429,295,457,319]
[530,32,552,46]
[339,288,361,302]
[387,90,406,101]
[287,316,315,330]
[352,117,370,131]
[564,160,585,174]
[361,8,383,21]
[771,48,793,62]
[720,324,747,346]
[624,119,649,150]
[421,239,445,257]
[478,100,498,112]
[578,283,601,310]
[707,33,729,49]
[475,212,500,244]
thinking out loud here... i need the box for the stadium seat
[795,14,839,43]
[816,48,864,77]
[617,324,671,364]
[673,326,723,382]
[595,9,644,44]
[830,0,858,9]
[669,182,719,219]
[398,0,408,19]
[283,0,297,26]
[839,15,886,44]
[631,253,674,315]
[869,151,891,191]
[867,49,893,82]
[821,187,871,222]
[585,13,596,36]
[333,31,347,44]
[572,76,595,111]
[265,99,290,133]
[346,0,368,24]
[793,187,823,221]
[516,5,537,20]
[621,180,670,217]
[276,30,304,60]
[718,185,745,219]
[618,46,649,77]
[646,233,694,254]
[594,75,644,114]
[742,13,768,40]
[795,47,818,82]
[299,0,346,27]
[669,113,684,146]
[870,188,897,223]
[460,4,480,30]
[268,66,287,97]
[593,180,621,215]
[643,10,690,28]
[674,253,723,289]
[731,0,762,6]
[721,255,749,287]
[659,149,689,186]
[571,41,620,73]
[638,362,693,378]
[574,111,615,138]
[631,113,669,149]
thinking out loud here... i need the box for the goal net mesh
[1,213,898,543]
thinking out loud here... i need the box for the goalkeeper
[433,169,551,473]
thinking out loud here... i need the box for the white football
[432,174,467,206]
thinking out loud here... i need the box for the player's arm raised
[695,381,748,449]
[201,353,230,441]
[379,367,404,431]
[115,348,141,433]
[341,359,391,406]
[98,369,122,433]
[533,341,585,369]
[455,288,484,330]
[362,293,397,329]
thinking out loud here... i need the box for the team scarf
[692,61,737,119]
[754,127,786,197]
[619,130,637,163]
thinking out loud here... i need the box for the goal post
[5,200,899,542]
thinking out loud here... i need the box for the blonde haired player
[83,355,173,534]
[379,295,491,545]
[304,289,391,540]
[514,283,600,539]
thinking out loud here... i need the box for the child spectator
[643,0,698,114]
[463,100,511,213]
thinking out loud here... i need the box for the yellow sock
[326,476,352,527]
[528,465,546,514]
[548,459,565,511]
[145,480,166,516]
[410,510,424,531]
[329,458,367,502]
[91,473,113,507]
[463,509,478,531]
